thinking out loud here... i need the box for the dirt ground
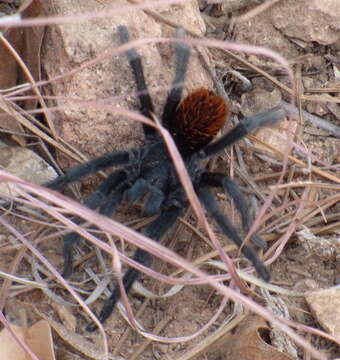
[0,1,339,360]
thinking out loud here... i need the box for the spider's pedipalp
[85,170,127,210]
[175,89,229,152]
[99,181,130,216]
[126,178,148,203]
[144,188,165,215]
[118,25,155,137]
[201,106,285,158]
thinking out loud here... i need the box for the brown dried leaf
[35,309,120,360]
[305,281,340,342]
[0,320,56,360]
[225,315,295,360]
[0,0,44,145]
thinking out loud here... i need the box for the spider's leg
[126,162,169,215]
[64,180,130,277]
[162,27,190,128]
[86,205,182,332]
[97,180,130,217]
[198,186,270,281]
[62,170,127,277]
[201,106,285,158]
[45,151,129,190]
[200,172,267,249]
[118,25,155,138]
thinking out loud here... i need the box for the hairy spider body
[174,88,228,152]
[46,26,285,331]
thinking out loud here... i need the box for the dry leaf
[305,282,340,342]
[0,0,44,145]
[224,314,295,360]
[35,309,123,360]
[0,320,55,360]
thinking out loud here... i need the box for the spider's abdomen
[175,89,229,152]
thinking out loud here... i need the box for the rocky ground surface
[0,0,339,359]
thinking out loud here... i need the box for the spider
[45,25,285,331]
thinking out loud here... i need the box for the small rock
[234,0,340,62]
[297,227,340,261]
[306,102,329,117]
[234,9,299,59]
[221,0,263,12]
[241,87,282,117]
[0,141,56,200]
[240,88,297,155]
[272,0,340,45]
[305,282,340,342]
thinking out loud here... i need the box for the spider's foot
[62,251,74,278]
[86,302,114,332]
[62,263,73,279]
[242,244,270,282]
[85,286,122,331]
[251,234,268,250]
[255,261,270,282]
[86,312,99,332]
[86,323,97,332]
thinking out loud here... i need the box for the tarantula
[46,25,284,331]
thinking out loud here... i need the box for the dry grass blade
[0,207,110,358]
[1,4,339,358]
[249,134,340,184]
[0,31,56,138]
[0,98,85,162]
[129,316,172,360]
[177,312,247,360]
[0,0,186,28]
[34,309,124,360]
[234,0,282,23]
[0,270,47,289]
[269,182,340,191]
[0,172,332,358]
[282,101,340,138]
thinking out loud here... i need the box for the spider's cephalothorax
[46,26,285,331]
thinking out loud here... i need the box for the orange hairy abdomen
[175,89,229,152]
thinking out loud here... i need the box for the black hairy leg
[46,25,285,330]
[45,151,130,190]
[199,172,267,249]
[197,186,269,281]
[86,205,182,332]
[61,170,127,278]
